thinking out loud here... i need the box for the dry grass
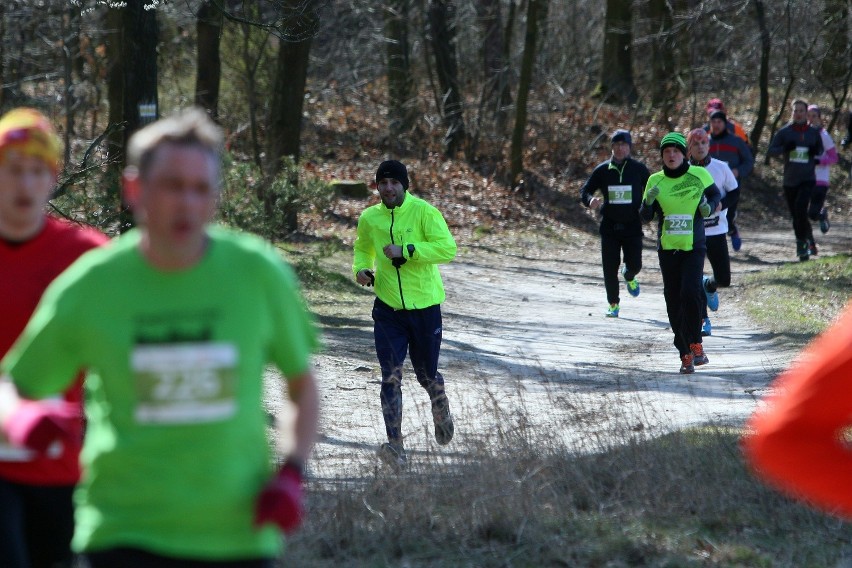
[284,381,852,567]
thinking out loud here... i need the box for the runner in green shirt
[640,132,720,374]
[0,108,319,567]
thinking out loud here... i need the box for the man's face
[689,136,710,161]
[129,143,219,250]
[709,118,726,136]
[807,109,822,128]
[611,141,630,162]
[377,177,405,208]
[662,146,684,169]
[0,150,55,239]
[792,103,807,124]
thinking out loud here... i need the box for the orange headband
[0,108,62,171]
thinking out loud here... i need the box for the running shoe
[621,265,640,297]
[690,342,709,366]
[703,275,719,312]
[797,240,810,262]
[680,353,695,374]
[606,303,619,318]
[730,231,742,252]
[820,208,830,234]
[431,394,454,445]
[701,317,712,337]
[378,442,407,469]
[808,239,818,257]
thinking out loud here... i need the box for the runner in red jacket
[0,108,108,568]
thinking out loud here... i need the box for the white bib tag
[607,185,632,204]
[664,214,694,235]
[132,342,238,424]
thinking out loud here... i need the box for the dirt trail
[270,220,852,477]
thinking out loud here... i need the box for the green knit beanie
[659,132,687,155]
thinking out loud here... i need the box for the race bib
[790,146,810,164]
[664,214,693,235]
[132,342,237,424]
[703,214,721,228]
[607,185,632,204]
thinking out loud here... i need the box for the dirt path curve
[277,221,852,478]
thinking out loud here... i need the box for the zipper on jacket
[389,209,407,309]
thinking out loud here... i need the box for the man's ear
[122,167,140,207]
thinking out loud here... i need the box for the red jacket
[0,216,108,485]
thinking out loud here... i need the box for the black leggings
[601,233,643,305]
[658,248,705,356]
[0,477,75,568]
[783,181,815,242]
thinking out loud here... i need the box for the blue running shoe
[730,231,742,252]
[701,317,712,337]
[703,276,719,312]
[621,265,640,297]
[606,303,619,318]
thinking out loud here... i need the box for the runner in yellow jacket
[353,160,457,467]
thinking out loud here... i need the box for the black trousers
[701,234,731,319]
[600,233,643,305]
[658,248,705,356]
[783,181,815,243]
[808,186,828,221]
[372,298,445,443]
[0,477,75,568]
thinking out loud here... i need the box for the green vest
[644,166,715,251]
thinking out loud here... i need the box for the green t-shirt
[643,166,715,251]
[2,227,318,559]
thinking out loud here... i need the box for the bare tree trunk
[105,1,159,231]
[195,0,223,121]
[384,0,416,135]
[751,0,771,154]
[476,0,511,125]
[509,0,544,186]
[648,0,678,123]
[267,1,316,232]
[61,5,79,166]
[428,0,466,158]
[597,0,636,104]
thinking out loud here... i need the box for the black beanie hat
[375,160,409,189]
[611,129,632,146]
[709,109,727,123]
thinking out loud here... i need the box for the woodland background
[2,0,851,238]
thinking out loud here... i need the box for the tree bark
[598,0,636,103]
[384,0,416,135]
[105,0,159,231]
[751,0,771,154]
[428,0,466,158]
[648,0,678,122]
[509,0,543,185]
[267,1,316,232]
[195,0,223,121]
[476,0,511,125]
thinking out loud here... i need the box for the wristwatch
[407,244,415,258]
